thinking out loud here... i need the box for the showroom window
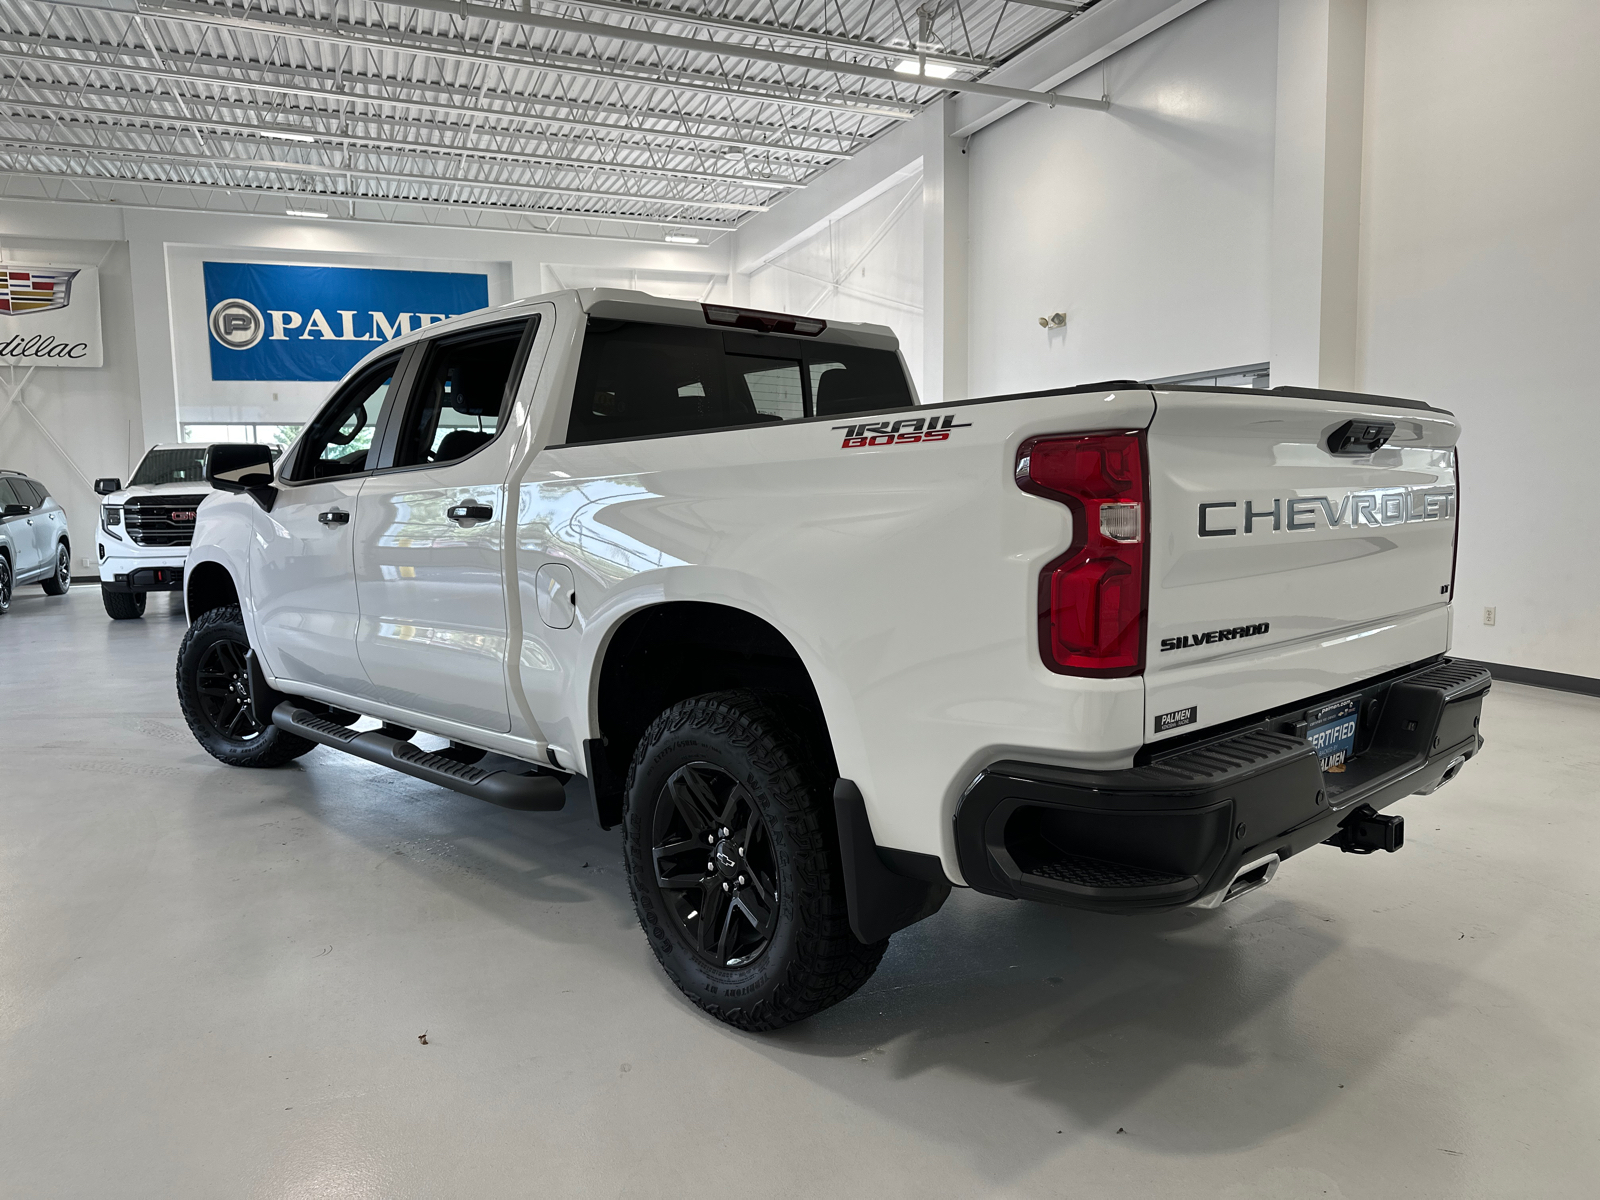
[182,423,303,446]
[565,320,914,445]
[390,317,534,469]
[284,352,400,482]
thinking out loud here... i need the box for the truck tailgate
[1143,389,1459,743]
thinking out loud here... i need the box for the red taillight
[1017,431,1149,676]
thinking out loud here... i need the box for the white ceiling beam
[459,0,993,68]
[0,165,742,235]
[130,0,1092,110]
[0,25,916,125]
[0,135,773,211]
[949,0,1212,136]
[118,5,926,120]
[0,62,864,159]
[0,100,808,188]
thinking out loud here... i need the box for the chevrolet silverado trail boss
[176,289,1487,1030]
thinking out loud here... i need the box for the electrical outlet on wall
[80,555,94,569]
[1483,606,1497,626]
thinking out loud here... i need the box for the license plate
[1306,696,1360,773]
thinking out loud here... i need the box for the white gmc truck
[96,443,234,619]
[179,288,1487,1030]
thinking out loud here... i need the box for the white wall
[745,171,926,399]
[966,0,1279,394]
[0,218,144,572]
[1357,0,1600,676]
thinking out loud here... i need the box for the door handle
[318,510,350,526]
[447,503,493,524]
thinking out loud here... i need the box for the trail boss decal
[1160,621,1270,653]
[833,413,971,449]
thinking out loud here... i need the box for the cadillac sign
[0,264,103,367]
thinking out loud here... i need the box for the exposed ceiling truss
[0,0,1103,243]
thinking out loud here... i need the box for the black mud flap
[833,779,951,944]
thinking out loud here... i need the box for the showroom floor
[1,588,1595,1199]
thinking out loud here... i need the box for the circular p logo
[209,298,264,350]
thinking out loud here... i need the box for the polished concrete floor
[1,586,1596,1199]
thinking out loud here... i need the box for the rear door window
[566,320,913,445]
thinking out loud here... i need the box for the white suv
[95,443,274,620]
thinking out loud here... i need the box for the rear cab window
[565,319,914,445]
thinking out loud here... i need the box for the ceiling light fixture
[260,129,317,143]
[894,59,958,80]
[664,231,701,244]
[285,207,330,218]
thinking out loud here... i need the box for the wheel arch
[185,558,241,623]
[588,601,837,827]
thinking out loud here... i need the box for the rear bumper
[954,657,1489,913]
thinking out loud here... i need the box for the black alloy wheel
[195,637,263,744]
[621,690,887,1030]
[176,604,316,767]
[652,762,780,969]
[41,545,70,595]
[0,554,11,613]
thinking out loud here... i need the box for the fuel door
[534,562,576,629]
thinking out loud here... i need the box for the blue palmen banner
[203,261,490,381]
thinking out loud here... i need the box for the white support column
[922,97,969,404]
[1270,0,1368,390]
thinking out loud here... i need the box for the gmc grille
[124,494,207,547]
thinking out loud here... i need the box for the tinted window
[132,448,208,486]
[391,318,531,469]
[288,353,400,482]
[565,320,914,445]
[0,478,20,508]
[16,479,47,505]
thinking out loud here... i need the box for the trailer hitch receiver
[1324,804,1405,854]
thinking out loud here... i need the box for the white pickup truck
[179,288,1487,1030]
[95,443,235,620]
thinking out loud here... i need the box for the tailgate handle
[1326,420,1396,455]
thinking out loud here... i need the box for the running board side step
[271,703,566,811]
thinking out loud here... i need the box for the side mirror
[207,444,278,511]
[94,477,121,495]
[2,503,29,517]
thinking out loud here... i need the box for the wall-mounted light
[285,207,330,219]
[664,231,701,244]
[1038,312,1066,328]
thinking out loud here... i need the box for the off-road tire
[621,690,886,1031]
[102,585,145,620]
[0,553,11,614]
[41,544,70,595]
[176,605,317,767]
